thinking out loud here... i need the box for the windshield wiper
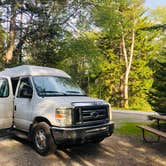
[65,90,81,94]
[39,91,66,97]
[65,90,86,96]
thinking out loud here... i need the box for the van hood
[43,96,108,108]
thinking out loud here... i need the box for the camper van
[0,65,114,155]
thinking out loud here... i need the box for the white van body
[0,65,114,155]
[0,76,13,128]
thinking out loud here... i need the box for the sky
[145,0,166,9]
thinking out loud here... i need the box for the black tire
[92,138,104,144]
[32,122,56,156]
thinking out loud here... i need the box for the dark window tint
[11,78,19,95]
[0,78,9,97]
[17,77,32,98]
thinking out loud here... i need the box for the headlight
[55,107,72,127]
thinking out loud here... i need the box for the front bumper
[51,121,114,145]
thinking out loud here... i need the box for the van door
[14,77,33,131]
[0,77,13,129]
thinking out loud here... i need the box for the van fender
[29,116,52,140]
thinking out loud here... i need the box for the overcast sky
[145,0,166,9]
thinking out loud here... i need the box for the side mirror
[22,87,33,98]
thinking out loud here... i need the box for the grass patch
[115,121,166,142]
[112,107,153,112]
[115,122,149,136]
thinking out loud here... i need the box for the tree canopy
[0,0,165,111]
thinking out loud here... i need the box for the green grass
[112,107,153,112]
[115,122,149,136]
[115,121,165,140]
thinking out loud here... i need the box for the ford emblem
[91,111,99,118]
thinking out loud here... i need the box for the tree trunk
[124,68,129,108]
[122,34,129,108]
[120,74,124,107]
[119,42,124,107]
[121,27,135,108]
[19,0,23,64]
[5,0,16,64]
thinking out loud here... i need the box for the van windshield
[32,76,85,97]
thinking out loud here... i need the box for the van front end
[51,103,114,145]
[51,122,114,145]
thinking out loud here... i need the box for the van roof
[0,65,71,78]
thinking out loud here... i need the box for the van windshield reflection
[32,76,85,97]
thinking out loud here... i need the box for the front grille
[73,105,109,126]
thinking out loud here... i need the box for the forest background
[0,0,165,113]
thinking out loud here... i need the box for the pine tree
[148,48,166,114]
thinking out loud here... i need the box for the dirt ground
[0,134,165,166]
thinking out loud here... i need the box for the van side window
[11,78,19,96]
[17,77,32,98]
[0,78,9,97]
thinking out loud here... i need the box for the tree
[57,32,101,93]
[128,29,158,110]
[0,15,5,69]
[26,0,91,67]
[89,0,159,109]
[0,0,71,66]
[0,0,17,64]
[148,6,166,114]
[148,48,166,114]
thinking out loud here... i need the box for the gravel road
[112,110,156,124]
[0,111,165,166]
[0,134,165,166]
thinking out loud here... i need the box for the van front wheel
[32,122,56,156]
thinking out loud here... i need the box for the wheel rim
[35,129,47,150]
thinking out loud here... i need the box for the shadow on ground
[0,134,165,166]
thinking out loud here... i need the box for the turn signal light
[55,114,63,119]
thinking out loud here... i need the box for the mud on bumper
[51,122,114,145]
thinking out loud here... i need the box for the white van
[0,65,114,155]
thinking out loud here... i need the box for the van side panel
[0,99,13,129]
[0,77,13,129]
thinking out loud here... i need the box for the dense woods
[0,0,165,112]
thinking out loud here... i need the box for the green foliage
[87,0,159,109]
[21,0,69,66]
[57,32,101,93]
[89,36,123,104]
[148,49,166,114]
[150,6,166,24]
[128,30,160,110]
[0,0,165,111]
[26,24,65,67]
[0,0,72,66]
[148,6,166,114]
